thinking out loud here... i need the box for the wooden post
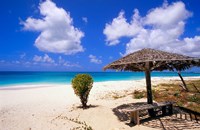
[162,106,167,116]
[189,113,192,121]
[145,62,153,104]
[130,111,139,125]
[145,62,155,117]
[169,104,173,115]
[178,71,189,92]
[195,115,198,123]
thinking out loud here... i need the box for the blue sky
[0,0,200,71]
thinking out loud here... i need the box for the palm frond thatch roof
[104,48,200,71]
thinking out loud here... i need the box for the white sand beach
[0,77,199,130]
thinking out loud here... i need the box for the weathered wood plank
[122,102,174,112]
[130,111,139,125]
[121,101,174,125]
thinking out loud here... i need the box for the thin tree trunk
[80,95,88,109]
[178,71,189,92]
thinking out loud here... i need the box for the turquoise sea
[0,71,200,87]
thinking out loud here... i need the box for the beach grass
[133,90,146,99]
[133,79,200,113]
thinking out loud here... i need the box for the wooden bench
[121,101,174,125]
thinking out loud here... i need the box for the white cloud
[63,61,79,67]
[119,52,124,57]
[11,61,20,64]
[104,1,200,56]
[20,53,26,59]
[0,55,79,68]
[21,0,84,55]
[103,10,142,46]
[89,55,102,64]
[33,55,42,62]
[58,56,69,65]
[57,56,80,67]
[182,36,200,56]
[58,56,65,64]
[63,61,70,66]
[43,54,55,63]
[82,17,88,23]
[144,2,191,28]
[33,54,54,63]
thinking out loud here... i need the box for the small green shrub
[71,74,93,108]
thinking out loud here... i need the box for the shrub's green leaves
[71,74,93,108]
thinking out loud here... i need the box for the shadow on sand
[112,103,200,129]
[112,102,149,122]
[75,104,99,109]
[141,114,200,130]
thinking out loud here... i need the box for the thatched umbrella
[103,48,200,104]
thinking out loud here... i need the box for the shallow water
[0,71,200,86]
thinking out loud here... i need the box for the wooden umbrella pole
[145,62,153,104]
[145,62,155,117]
